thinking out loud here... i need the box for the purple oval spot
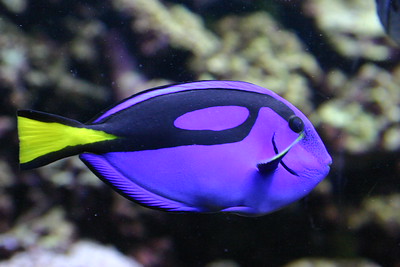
[174,106,249,131]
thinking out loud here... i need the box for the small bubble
[70,69,78,77]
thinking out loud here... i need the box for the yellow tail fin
[18,110,117,169]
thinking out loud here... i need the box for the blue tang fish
[17,81,331,216]
[376,0,400,44]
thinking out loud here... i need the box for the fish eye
[288,115,304,133]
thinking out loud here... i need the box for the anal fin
[79,153,199,212]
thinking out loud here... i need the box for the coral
[303,0,392,60]
[0,208,75,254]
[348,194,400,232]
[0,17,109,122]
[112,0,219,57]
[0,240,142,267]
[205,259,241,267]
[0,0,26,13]
[345,194,400,267]
[314,64,400,153]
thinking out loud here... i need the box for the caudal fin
[17,110,118,170]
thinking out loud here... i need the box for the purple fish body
[18,81,331,216]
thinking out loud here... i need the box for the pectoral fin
[257,132,304,175]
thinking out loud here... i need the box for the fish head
[257,110,332,214]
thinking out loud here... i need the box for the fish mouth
[272,134,299,176]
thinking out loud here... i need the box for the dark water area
[0,0,400,266]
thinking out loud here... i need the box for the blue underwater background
[0,0,400,266]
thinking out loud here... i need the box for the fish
[376,0,400,44]
[17,80,332,216]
